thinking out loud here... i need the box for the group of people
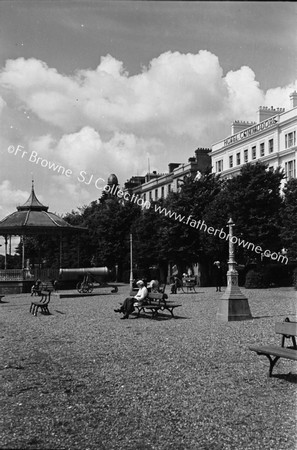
[114,279,159,319]
[114,261,223,320]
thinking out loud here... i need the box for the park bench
[30,281,54,316]
[249,318,297,377]
[31,281,42,296]
[134,292,182,319]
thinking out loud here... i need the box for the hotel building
[211,91,297,181]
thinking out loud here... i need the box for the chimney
[258,106,284,122]
[168,163,181,173]
[194,148,211,174]
[231,121,255,135]
[290,91,297,109]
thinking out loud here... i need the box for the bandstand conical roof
[0,183,87,236]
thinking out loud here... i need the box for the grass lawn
[0,285,296,450]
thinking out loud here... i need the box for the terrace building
[211,91,297,182]
[124,148,211,201]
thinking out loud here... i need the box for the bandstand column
[216,218,252,321]
[129,233,133,290]
[4,236,8,270]
[59,233,63,269]
[21,236,25,270]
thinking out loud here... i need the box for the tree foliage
[12,161,295,284]
[280,178,297,260]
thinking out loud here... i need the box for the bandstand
[0,182,87,294]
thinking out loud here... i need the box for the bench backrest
[40,281,54,292]
[147,292,164,301]
[275,322,297,337]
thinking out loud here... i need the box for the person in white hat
[114,280,148,319]
[213,261,222,292]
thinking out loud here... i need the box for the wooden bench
[31,281,42,296]
[134,292,182,319]
[30,281,54,316]
[249,318,297,377]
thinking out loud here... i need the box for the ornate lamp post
[129,233,133,290]
[216,218,252,321]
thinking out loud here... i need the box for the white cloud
[56,126,102,172]
[0,52,261,139]
[1,51,296,214]
[224,66,264,119]
[0,95,6,114]
[1,53,296,143]
[0,180,30,217]
[27,127,163,186]
[264,83,297,110]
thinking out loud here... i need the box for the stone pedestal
[217,270,252,321]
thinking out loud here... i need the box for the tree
[280,178,297,260]
[222,162,284,264]
[80,195,141,275]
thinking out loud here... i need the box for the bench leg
[257,353,280,377]
[42,306,50,315]
[165,307,176,318]
[150,308,159,319]
[135,306,142,317]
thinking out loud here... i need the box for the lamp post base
[217,284,253,321]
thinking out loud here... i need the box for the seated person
[31,279,41,296]
[182,273,188,285]
[114,280,148,319]
[147,279,159,292]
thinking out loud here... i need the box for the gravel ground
[0,285,296,450]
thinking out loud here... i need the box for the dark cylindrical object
[59,267,109,280]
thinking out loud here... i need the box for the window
[155,189,158,200]
[229,155,233,168]
[260,142,265,157]
[252,146,256,160]
[168,184,171,194]
[216,159,223,172]
[285,160,296,180]
[236,152,241,165]
[269,139,274,153]
[244,149,248,163]
[161,186,164,198]
[285,131,296,149]
[149,191,152,201]
[143,194,146,202]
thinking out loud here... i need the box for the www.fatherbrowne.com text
[104,184,288,265]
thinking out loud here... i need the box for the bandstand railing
[0,269,28,281]
[0,268,59,281]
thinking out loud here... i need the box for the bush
[244,263,297,288]
[245,269,269,289]
[261,264,291,287]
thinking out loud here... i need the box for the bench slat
[249,345,297,361]
[275,322,297,337]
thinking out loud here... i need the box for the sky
[0,0,297,233]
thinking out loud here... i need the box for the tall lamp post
[129,233,133,291]
[216,218,252,321]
